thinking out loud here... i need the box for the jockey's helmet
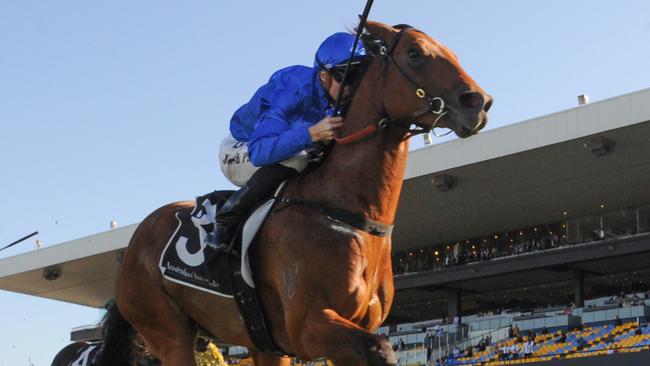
[314,32,367,70]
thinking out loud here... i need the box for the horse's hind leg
[117,260,196,365]
[119,285,196,366]
[298,308,396,366]
[116,203,199,366]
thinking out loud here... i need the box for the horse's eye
[407,47,421,61]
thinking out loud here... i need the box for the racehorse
[51,342,99,366]
[51,342,160,366]
[102,21,491,366]
[51,307,223,366]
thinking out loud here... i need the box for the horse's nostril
[483,97,493,112]
[459,92,484,110]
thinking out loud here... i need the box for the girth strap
[277,197,393,237]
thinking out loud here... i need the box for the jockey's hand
[308,116,343,143]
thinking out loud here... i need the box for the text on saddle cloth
[158,191,273,297]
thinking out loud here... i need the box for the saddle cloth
[158,191,275,297]
[68,342,102,366]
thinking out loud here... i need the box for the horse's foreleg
[297,308,396,366]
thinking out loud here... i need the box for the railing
[428,325,512,365]
[393,224,650,278]
[392,324,474,365]
[395,344,428,366]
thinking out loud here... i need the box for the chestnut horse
[103,21,491,366]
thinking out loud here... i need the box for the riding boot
[205,164,297,254]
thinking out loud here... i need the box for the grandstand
[403,321,650,365]
[2,87,650,364]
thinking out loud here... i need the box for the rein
[335,27,449,145]
[333,0,374,115]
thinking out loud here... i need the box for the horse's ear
[362,21,395,56]
[364,21,394,41]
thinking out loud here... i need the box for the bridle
[335,27,451,145]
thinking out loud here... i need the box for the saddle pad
[158,191,274,297]
[69,342,102,366]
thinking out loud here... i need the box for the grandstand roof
[1,87,650,308]
[0,225,135,307]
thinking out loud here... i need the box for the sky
[1,1,649,365]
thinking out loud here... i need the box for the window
[639,205,650,234]
[567,215,602,244]
[602,208,637,238]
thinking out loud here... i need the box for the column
[574,270,585,307]
[447,289,462,323]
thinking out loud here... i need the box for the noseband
[335,27,449,145]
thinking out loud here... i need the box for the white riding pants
[219,134,309,187]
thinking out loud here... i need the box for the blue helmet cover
[314,32,367,69]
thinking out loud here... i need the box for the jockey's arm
[247,90,313,167]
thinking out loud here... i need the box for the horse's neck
[300,87,409,224]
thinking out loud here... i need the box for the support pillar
[574,270,585,307]
[447,289,462,323]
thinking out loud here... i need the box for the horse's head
[363,21,492,138]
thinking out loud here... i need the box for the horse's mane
[347,56,372,92]
[392,23,414,30]
[360,23,415,55]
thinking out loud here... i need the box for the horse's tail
[99,301,135,366]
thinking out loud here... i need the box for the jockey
[205,32,367,259]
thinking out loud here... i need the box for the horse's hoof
[366,335,397,366]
